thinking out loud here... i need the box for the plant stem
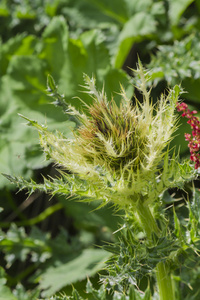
[136,200,160,239]
[136,200,175,300]
[0,202,63,228]
[156,262,175,300]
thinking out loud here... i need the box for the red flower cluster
[177,102,200,169]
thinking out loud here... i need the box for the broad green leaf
[39,16,69,77]
[7,55,48,96]
[38,17,133,106]
[57,28,111,106]
[124,0,156,15]
[84,0,128,24]
[169,0,195,26]
[0,34,37,76]
[58,0,119,34]
[0,73,74,188]
[39,248,111,297]
[114,12,156,68]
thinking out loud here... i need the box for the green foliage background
[1,0,200,299]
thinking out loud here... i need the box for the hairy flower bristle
[77,97,147,175]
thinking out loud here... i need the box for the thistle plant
[3,61,199,300]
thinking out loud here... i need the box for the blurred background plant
[1,0,200,299]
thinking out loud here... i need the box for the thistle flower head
[76,81,173,177]
[28,62,181,210]
[76,81,146,175]
[71,62,178,179]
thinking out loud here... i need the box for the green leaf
[0,267,17,300]
[169,0,195,26]
[39,16,69,76]
[128,285,151,300]
[0,284,17,300]
[0,34,37,76]
[71,289,84,300]
[47,74,57,93]
[84,0,129,24]
[56,26,133,106]
[39,248,111,297]
[114,12,156,68]
[86,278,106,300]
